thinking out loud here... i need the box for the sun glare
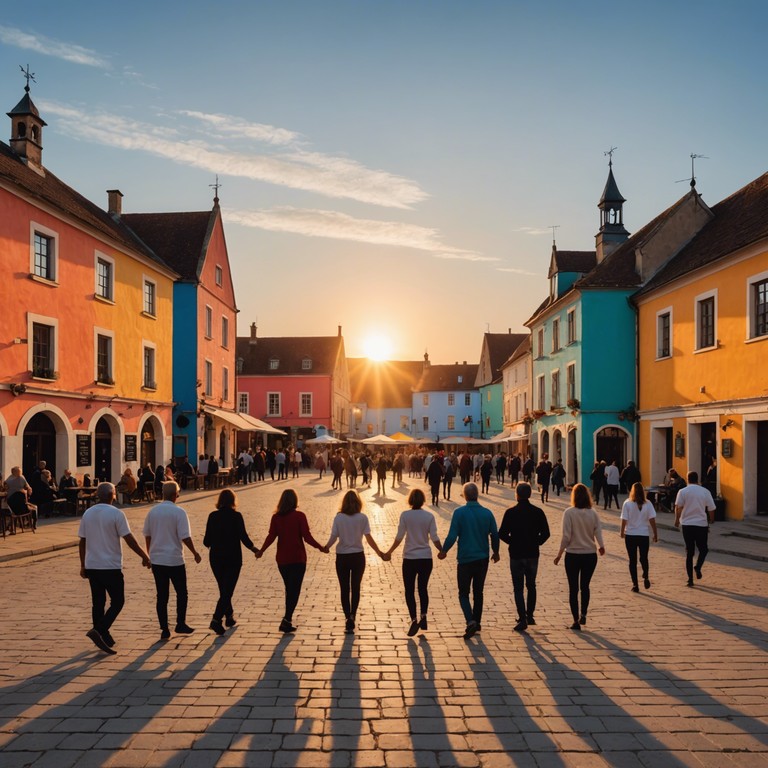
[363,333,393,362]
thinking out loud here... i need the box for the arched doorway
[540,430,550,459]
[141,420,156,468]
[596,426,628,467]
[23,412,57,478]
[553,430,563,462]
[95,417,112,483]
[567,428,578,485]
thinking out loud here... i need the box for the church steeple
[8,66,47,172]
[595,149,628,263]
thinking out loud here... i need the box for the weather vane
[676,153,708,188]
[19,64,36,92]
[209,174,222,203]
[604,146,618,167]
[549,225,560,246]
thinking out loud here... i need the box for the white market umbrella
[304,435,345,445]
[361,434,398,445]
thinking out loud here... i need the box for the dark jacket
[203,506,254,567]
[498,500,550,559]
[426,459,444,486]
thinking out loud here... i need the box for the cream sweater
[559,506,604,554]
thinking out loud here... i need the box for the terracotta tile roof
[500,335,531,369]
[235,335,344,376]
[122,210,214,281]
[414,363,479,392]
[549,250,596,277]
[0,141,174,273]
[347,358,425,408]
[479,333,528,385]
[636,172,768,297]
[525,294,556,327]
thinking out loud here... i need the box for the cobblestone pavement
[1,474,766,768]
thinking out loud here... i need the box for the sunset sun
[363,333,393,362]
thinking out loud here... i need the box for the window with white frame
[238,392,249,413]
[551,370,560,408]
[215,265,223,286]
[695,291,717,351]
[552,318,560,352]
[537,327,545,358]
[422,394,429,406]
[95,331,114,384]
[748,271,768,340]
[204,359,213,396]
[447,415,456,430]
[143,278,157,316]
[448,393,455,406]
[31,224,57,282]
[222,367,229,401]
[31,321,56,378]
[656,308,672,359]
[269,358,279,370]
[221,316,229,348]
[422,416,429,431]
[537,375,546,410]
[300,392,312,416]
[95,253,114,301]
[302,357,312,370]
[464,393,471,407]
[143,344,156,389]
[400,415,408,430]
[566,363,576,403]
[268,392,281,416]
[205,306,212,338]
[567,308,576,344]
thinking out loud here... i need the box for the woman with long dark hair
[324,490,388,633]
[203,489,258,635]
[620,482,658,592]
[553,483,605,630]
[384,488,443,636]
[255,489,327,632]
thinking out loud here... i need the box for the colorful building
[633,172,768,520]
[500,335,532,456]
[0,85,177,482]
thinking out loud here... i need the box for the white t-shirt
[142,501,192,566]
[605,465,620,485]
[675,484,715,527]
[198,459,209,474]
[78,503,131,570]
[397,508,439,559]
[328,513,371,554]
[620,499,656,536]
[293,451,302,464]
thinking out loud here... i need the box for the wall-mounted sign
[125,434,137,463]
[76,434,92,467]
[674,435,685,458]
[721,438,733,459]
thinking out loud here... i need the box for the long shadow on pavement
[328,633,360,767]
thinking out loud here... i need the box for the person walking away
[438,482,500,638]
[344,452,358,488]
[495,453,506,484]
[360,453,371,487]
[203,489,259,635]
[384,488,443,636]
[674,471,716,587]
[498,482,550,632]
[276,449,287,480]
[553,483,605,631]
[315,450,326,480]
[143,481,202,639]
[78,482,151,654]
[590,462,605,506]
[255,489,327,632]
[535,456,553,503]
[459,452,473,485]
[426,455,444,506]
[620,460,641,495]
[265,449,276,481]
[508,453,521,487]
[324,490,389,633]
[375,455,388,495]
[442,458,455,500]
[551,459,566,497]
[331,450,345,490]
[604,460,621,509]
[620,482,658,592]
[480,455,493,494]
[522,455,535,484]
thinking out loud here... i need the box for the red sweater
[261,509,323,565]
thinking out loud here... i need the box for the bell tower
[8,66,47,172]
[595,148,628,263]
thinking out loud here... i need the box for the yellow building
[634,172,768,520]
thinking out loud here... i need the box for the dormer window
[457,375,463,384]
[550,274,556,300]
[269,358,279,370]
[302,358,312,370]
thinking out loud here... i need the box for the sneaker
[526,616,536,626]
[513,620,528,633]
[101,630,115,648]
[579,615,587,625]
[345,617,355,634]
[687,579,694,587]
[418,616,428,631]
[644,577,651,590]
[86,629,117,655]
[279,619,296,633]
[570,622,582,631]
[631,585,639,593]
[209,619,225,636]
[694,566,703,580]
[160,627,171,640]
[407,620,419,637]
[463,621,478,639]
[225,615,237,627]
[175,624,195,635]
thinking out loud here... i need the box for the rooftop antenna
[604,145,618,167]
[19,64,36,92]
[209,174,222,204]
[548,225,560,246]
[485,322,490,333]
[676,153,708,188]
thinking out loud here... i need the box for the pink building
[235,325,351,447]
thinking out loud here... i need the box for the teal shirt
[442,501,499,564]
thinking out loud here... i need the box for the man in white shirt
[674,471,716,587]
[604,460,621,510]
[78,483,151,654]
[143,481,202,639]
[238,449,253,484]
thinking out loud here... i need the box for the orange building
[633,172,768,520]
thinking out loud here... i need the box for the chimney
[249,322,258,345]
[338,325,342,337]
[508,328,511,334]
[463,361,467,365]
[423,351,430,369]
[107,189,123,217]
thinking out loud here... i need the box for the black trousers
[335,552,366,619]
[564,552,598,622]
[682,525,709,579]
[86,569,125,634]
[510,556,539,621]
[624,535,650,586]
[278,562,307,623]
[211,561,242,621]
[402,558,433,619]
[151,563,188,629]
[443,476,453,499]
[605,484,620,509]
[457,558,489,624]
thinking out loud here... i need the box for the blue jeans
[510,557,539,622]
[457,558,489,624]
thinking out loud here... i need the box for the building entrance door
[596,427,627,467]
[23,412,57,479]
[95,417,112,483]
[757,422,768,516]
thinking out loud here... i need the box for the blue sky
[1,1,766,363]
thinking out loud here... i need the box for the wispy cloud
[41,101,427,208]
[0,25,109,68]
[496,267,539,276]
[224,206,495,262]
[180,110,299,146]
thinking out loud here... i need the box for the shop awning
[238,413,287,435]
[203,405,257,431]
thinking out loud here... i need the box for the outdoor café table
[645,485,671,512]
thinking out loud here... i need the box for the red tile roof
[414,363,479,392]
[236,335,344,377]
